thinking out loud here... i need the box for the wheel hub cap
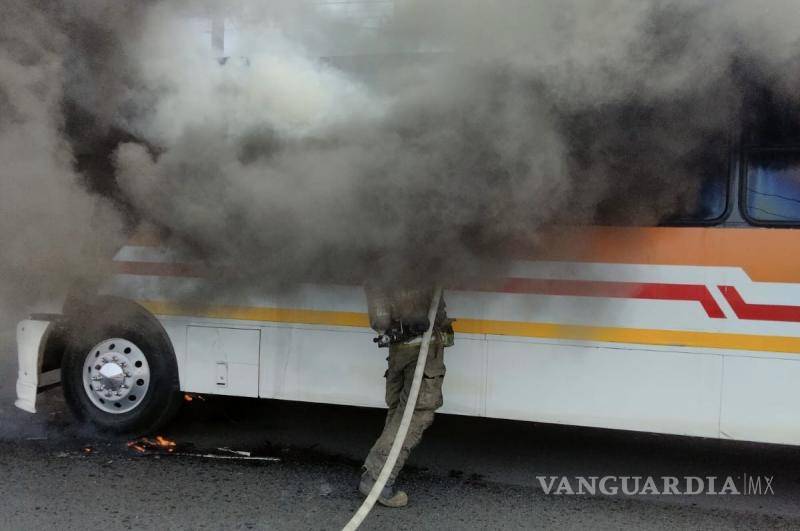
[98,363,125,390]
[82,338,151,414]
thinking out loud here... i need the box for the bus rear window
[744,149,800,224]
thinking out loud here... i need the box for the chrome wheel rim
[82,338,151,414]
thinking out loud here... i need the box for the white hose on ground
[342,286,443,531]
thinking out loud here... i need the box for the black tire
[61,302,182,434]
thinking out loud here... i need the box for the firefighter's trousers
[363,339,446,486]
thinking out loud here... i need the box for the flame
[183,393,206,402]
[127,435,176,453]
[127,440,147,453]
[83,447,93,454]
[155,435,176,448]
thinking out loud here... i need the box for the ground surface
[2,330,800,530]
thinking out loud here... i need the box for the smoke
[2,0,800,310]
[0,1,132,324]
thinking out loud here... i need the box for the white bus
[16,129,800,444]
[15,12,800,446]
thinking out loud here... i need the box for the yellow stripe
[140,300,370,328]
[138,300,800,355]
[455,319,800,354]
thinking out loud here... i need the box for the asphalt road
[2,331,800,530]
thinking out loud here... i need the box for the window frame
[740,145,800,228]
[657,145,735,227]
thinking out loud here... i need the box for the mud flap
[14,320,51,414]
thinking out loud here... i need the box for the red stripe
[113,261,725,318]
[113,261,205,278]
[476,278,725,318]
[719,286,800,322]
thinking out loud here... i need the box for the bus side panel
[438,336,486,416]
[258,325,487,416]
[485,338,723,438]
[185,326,260,397]
[264,326,386,407]
[720,355,800,445]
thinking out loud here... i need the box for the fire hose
[342,286,443,531]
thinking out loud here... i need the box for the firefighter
[359,284,454,507]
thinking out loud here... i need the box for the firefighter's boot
[358,471,409,508]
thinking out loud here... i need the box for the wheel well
[40,321,69,373]
[45,296,175,373]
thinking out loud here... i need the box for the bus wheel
[62,320,182,434]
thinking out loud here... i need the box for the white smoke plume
[2,0,800,309]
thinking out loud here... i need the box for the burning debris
[127,435,176,454]
[127,436,280,463]
[54,443,110,459]
[183,393,206,403]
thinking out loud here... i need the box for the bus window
[672,164,728,222]
[744,149,800,224]
[660,141,729,225]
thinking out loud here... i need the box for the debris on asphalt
[127,436,280,462]
[217,447,251,457]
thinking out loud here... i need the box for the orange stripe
[138,300,800,354]
[535,226,800,284]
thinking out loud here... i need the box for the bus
[14,13,800,446]
[15,121,800,445]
